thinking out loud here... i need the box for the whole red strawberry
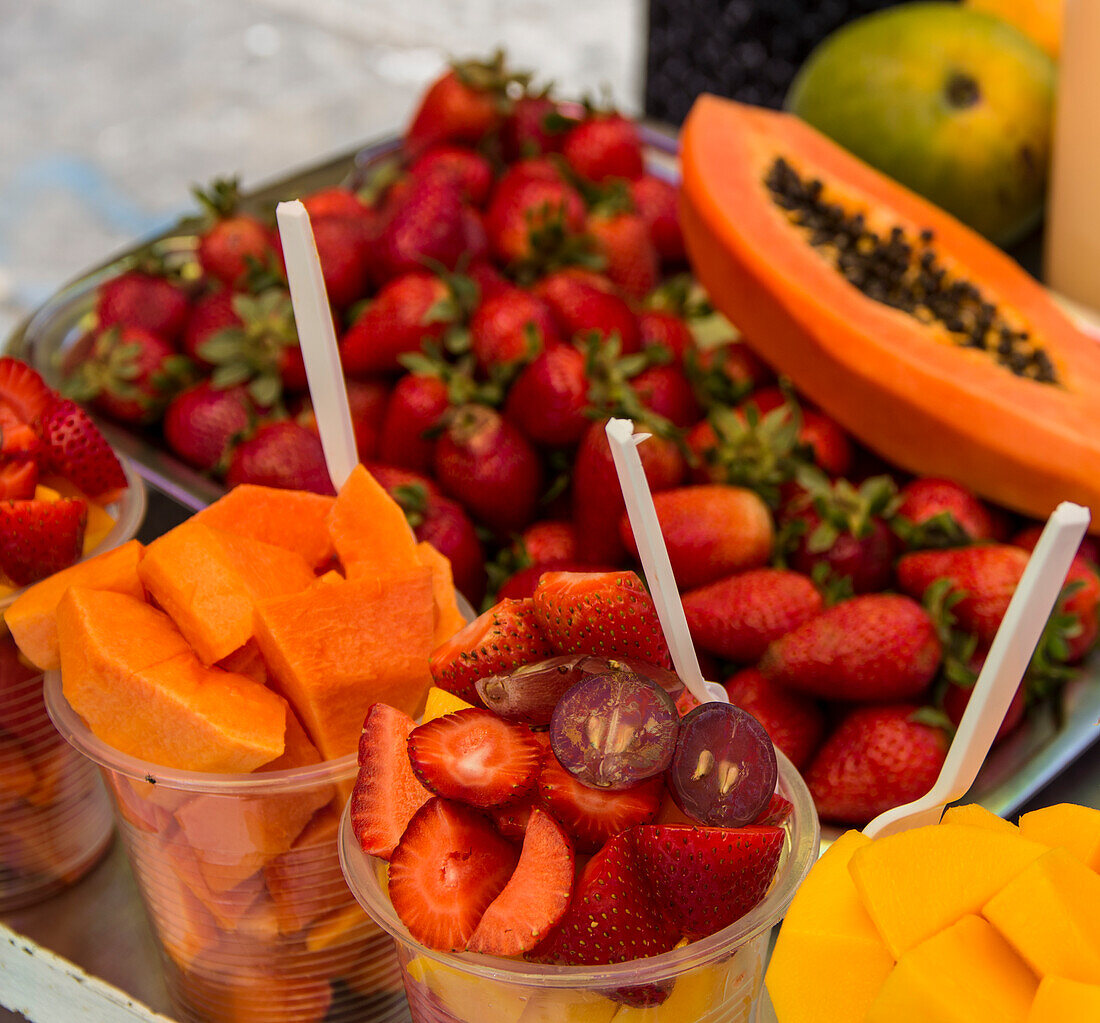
[894,477,1007,548]
[193,179,277,288]
[533,269,641,353]
[520,520,581,566]
[587,209,660,300]
[562,112,645,182]
[942,676,1026,743]
[308,215,372,309]
[433,404,543,535]
[1060,557,1100,662]
[532,569,671,667]
[162,381,253,471]
[36,398,128,499]
[469,288,561,371]
[181,289,241,368]
[301,185,371,221]
[501,93,573,160]
[628,364,702,428]
[409,145,494,207]
[224,420,334,495]
[722,667,826,771]
[0,497,87,586]
[504,344,591,447]
[760,593,942,702]
[377,373,451,472]
[485,174,587,266]
[372,177,469,284]
[639,310,694,364]
[806,704,949,825]
[629,174,685,263]
[296,377,390,463]
[683,568,824,663]
[95,270,190,343]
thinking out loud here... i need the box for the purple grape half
[549,669,680,790]
[669,702,777,827]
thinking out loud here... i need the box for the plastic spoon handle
[275,200,358,492]
[864,500,1090,839]
[604,418,728,705]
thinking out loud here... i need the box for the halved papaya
[679,95,1100,530]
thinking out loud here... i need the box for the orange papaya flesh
[679,94,1100,530]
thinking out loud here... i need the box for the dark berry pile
[645,0,907,122]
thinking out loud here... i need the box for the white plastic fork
[863,500,1091,839]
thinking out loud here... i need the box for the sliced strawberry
[633,824,784,940]
[532,570,671,668]
[0,497,87,587]
[530,829,677,966]
[388,797,519,951]
[408,708,542,808]
[538,755,662,852]
[0,460,38,501]
[0,357,53,426]
[350,703,432,860]
[752,792,794,828]
[489,792,539,840]
[36,399,128,499]
[466,808,574,956]
[429,597,555,705]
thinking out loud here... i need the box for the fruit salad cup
[45,671,409,1023]
[339,749,819,1023]
[0,458,146,911]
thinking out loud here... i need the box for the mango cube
[940,803,1019,837]
[1025,975,1100,1022]
[1018,803,1100,872]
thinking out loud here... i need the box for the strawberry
[375,374,449,473]
[497,560,612,601]
[388,797,519,951]
[64,326,195,425]
[350,703,432,860]
[485,174,588,266]
[501,93,574,160]
[533,269,641,353]
[0,497,87,587]
[1060,557,1100,661]
[0,461,38,501]
[530,828,677,965]
[942,676,1026,743]
[753,792,795,827]
[619,484,773,591]
[408,708,542,808]
[587,209,660,300]
[893,477,1007,549]
[572,417,685,564]
[469,288,561,371]
[686,342,775,407]
[639,309,693,363]
[722,667,827,771]
[36,399,128,499]
[633,824,784,939]
[760,594,942,702]
[629,174,685,263]
[503,343,591,447]
[405,54,520,157]
[340,271,458,375]
[797,410,853,478]
[433,404,543,535]
[806,704,949,825]
[467,260,512,302]
[180,289,241,368]
[0,358,53,428]
[466,808,574,956]
[308,215,372,309]
[489,792,539,841]
[409,145,494,207]
[628,364,701,428]
[520,520,581,566]
[301,185,371,220]
[532,569,671,666]
[430,598,555,705]
[1013,524,1100,568]
[224,420,334,495]
[162,381,253,471]
[683,568,824,664]
[561,113,645,183]
[295,377,390,463]
[193,179,277,288]
[95,270,190,342]
[372,176,469,284]
[895,544,1030,646]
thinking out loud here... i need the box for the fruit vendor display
[766,801,1100,1022]
[8,467,466,1022]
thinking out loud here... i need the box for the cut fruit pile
[0,357,129,595]
[767,801,1100,1022]
[350,569,795,1012]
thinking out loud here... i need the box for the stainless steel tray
[5,129,1098,825]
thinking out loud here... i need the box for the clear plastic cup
[339,751,819,1023]
[0,459,146,911]
[45,672,410,1023]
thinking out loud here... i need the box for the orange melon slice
[139,521,317,666]
[191,483,337,570]
[253,570,435,760]
[57,588,287,773]
[4,538,145,670]
[327,464,420,579]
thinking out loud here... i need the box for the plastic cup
[0,459,146,911]
[45,673,410,1023]
[339,751,819,1023]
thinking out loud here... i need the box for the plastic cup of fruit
[338,750,819,1023]
[0,459,146,911]
[44,671,409,1023]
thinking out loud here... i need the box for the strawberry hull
[338,749,819,1023]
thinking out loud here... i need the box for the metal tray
[5,128,1098,825]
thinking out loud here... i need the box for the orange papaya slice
[327,464,420,579]
[679,95,1100,529]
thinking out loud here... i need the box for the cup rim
[1,456,148,614]
[338,750,820,989]
[43,670,357,794]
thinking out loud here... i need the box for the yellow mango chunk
[940,803,1019,837]
[404,955,529,1023]
[1026,975,1100,1022]
[422,686,476,722]
[849,823,1048,958]
[1018,803,1100,872]
[982,846,1100,984]
[766,830,895,1023]
[865,914,1037,1023]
